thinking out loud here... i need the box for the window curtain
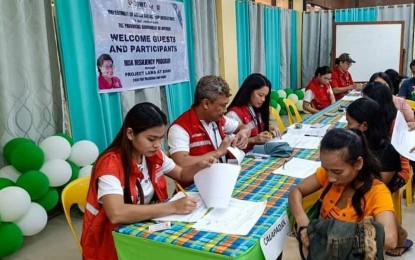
[377,4,414,76]
[301,10,333,88]
[334,7,377,22]
[249,3,265,75]
[264,6,282,90]
[165,0,218,122]
[280,9,292,89]
[55,0,122,153]
[236,0,251,85]
[290,11,298,89]
[0,0,63,167]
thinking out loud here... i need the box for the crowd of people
[80,53,415,259]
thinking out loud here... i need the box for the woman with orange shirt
[289,128,398,253]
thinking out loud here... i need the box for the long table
[112,99,351,259]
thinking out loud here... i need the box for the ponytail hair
[320,128,381,217]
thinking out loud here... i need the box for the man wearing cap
[331,53,363,100]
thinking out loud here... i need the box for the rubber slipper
[385,239,413,257]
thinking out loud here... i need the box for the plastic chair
[283,98,302,125]
[61,176,90,253]
[392,190,402,224]
[406,99,415,110]
[269,106,286,133]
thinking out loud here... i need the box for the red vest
[305,78,332,110]
[331,66,354,100]
[170,108,226,156]
[227,106,264,152]
[81,150,168,260]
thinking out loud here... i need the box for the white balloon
[15,202,48,236]
[39,136,71,161]
[288,94,299,103]
[276,103,281,113]
[0,186,31,222]
[69,140,99,167]
[296,100,304,112]
[79,165,93,178]
[0,165,21,182]
[40,159,72,187]
[277,90,287,99]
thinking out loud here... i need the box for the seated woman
[289,128,398,254]
[331,53,363,100]
[226,73,280,152]
[346,98,411,256]
[303,66,336,114]
[384,69,406,96]
[81,102,215,259]
[369,72,414,122]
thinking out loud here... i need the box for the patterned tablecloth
[113,98,352,258]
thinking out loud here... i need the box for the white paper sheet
[272,157,321,178]
[338,115,347,123]
[194,164,240,208]
[192,199,267,235]
[341,90,362,101]
[391,111,415,161]
[152,192,208,222]
[227,147,245,165]
[286,123,330,137]
[270,132,321,149]
[260,212,289,260]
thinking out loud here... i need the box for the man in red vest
[168,75,250,171]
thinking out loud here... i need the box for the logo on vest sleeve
[190,140,211,148]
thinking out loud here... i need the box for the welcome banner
[90,0,189,93]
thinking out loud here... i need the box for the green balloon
[270,91,279,101]
[280,108,287,115]
[16,170,49,200]
[36,188,59,212]
[55,133,74,145]
[284,88,294,96]
[67,160,80,183]
[3,138,35,164]
[10,143,44,173]
[0,222,24,257]
[295,89,304,100]
[0,178,14,190]
[270,99,278,109]
[277,98,286,109]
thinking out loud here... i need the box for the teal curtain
[290,10,298,89]
[54,0,122,153]
[236,0,251,86]
[335,7,377,22]
[264,7,281,90]
[165,0,195,122]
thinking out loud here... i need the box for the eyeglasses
[102,64,114,69]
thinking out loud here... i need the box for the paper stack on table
[269,123,329,149]
[192,199,267,235]
[272,157,321,179]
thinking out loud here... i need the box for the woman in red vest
[227,73,280,152]
[81,102,215,260]
[303,66,336,114]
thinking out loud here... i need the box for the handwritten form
[272,158,321,178]
[192,199,267,235]
[391,111,415,161]
[269,124,329,149]
[152,192,208,222]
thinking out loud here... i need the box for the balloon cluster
[269,88,305,115]
[0,134,98,257]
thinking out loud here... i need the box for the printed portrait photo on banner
[97,53,123,91]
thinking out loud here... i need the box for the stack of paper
[269,124,329,149]
[192,199,267,235]
[272,157,321,178]
[391,111,415,161]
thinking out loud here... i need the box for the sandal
[385,239,413,257]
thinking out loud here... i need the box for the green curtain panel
[290,10,298,89]
[236,0,251,86]
[165,0,196,122]
[264,7,281,90]
[54,0,122,152]
[335,7,377,22]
